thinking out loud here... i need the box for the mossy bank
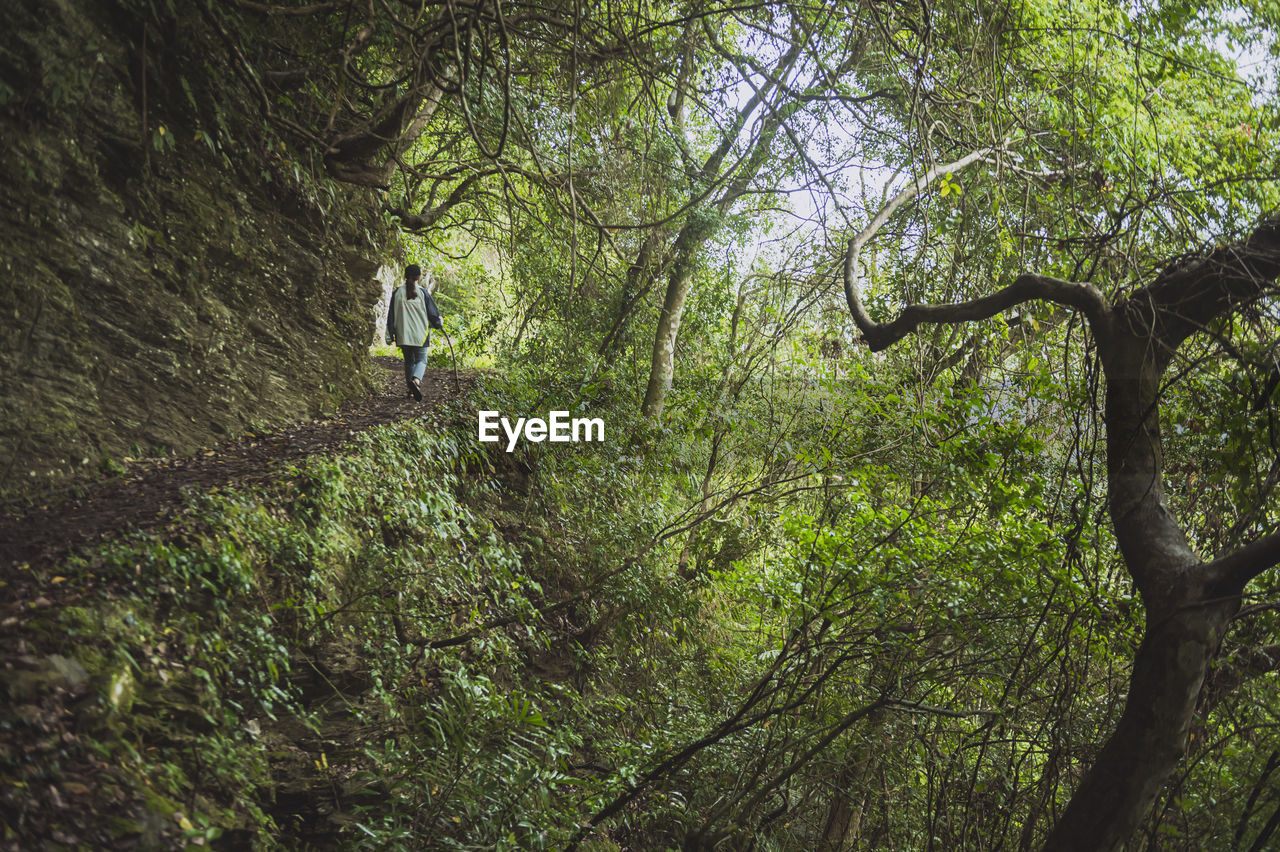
[0,0,390,496]
[0,374,695,849]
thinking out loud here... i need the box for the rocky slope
[0,0,389,497]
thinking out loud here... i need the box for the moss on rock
[0,0,390,497]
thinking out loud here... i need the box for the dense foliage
[7,0,1280,849]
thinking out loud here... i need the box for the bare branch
[849,272,1109,352]
[843,145,1011,338]
[1207,527,1280,594]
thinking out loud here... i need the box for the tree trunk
[637,30,810,421]
[841,210,1280,851]
[641,219,711,420]
[1042,600,1237,851]
[641,263,694,420]
[599,231,664,359]
[819,752,875,851]
[1042,314,1243,849]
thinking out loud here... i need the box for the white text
[477,410,604,452]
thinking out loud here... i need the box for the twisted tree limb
[840,207,1280,852]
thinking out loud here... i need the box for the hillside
[0,0,388,495]
[4,1,1280,849]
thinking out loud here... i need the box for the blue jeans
[400,345,427,388]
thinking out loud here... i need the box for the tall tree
[827,0,1280,845]
[846,207,1280,851]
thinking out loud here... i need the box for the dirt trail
[0,357,475,850]
[0,358,470,573]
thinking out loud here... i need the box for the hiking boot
[410,378,423,401]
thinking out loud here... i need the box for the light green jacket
[385,285,442,347]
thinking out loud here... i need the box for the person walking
[385,264,443,400]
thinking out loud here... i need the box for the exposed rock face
[0,0,388,496]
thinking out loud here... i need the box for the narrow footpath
[0,358,476,850]
[0,359,469,572]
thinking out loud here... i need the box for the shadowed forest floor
[0,358,470,574]
[0,357,478,849]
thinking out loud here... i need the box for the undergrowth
[3,373,705,850]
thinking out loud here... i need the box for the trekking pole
[440,327,461,392]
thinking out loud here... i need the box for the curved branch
[836,144,1110,353]
[1206,527,1280,594]
[385,168,497,230]
[842,147,996,321]
[848,272,1109,352]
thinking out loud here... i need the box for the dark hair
[405,264,421,298]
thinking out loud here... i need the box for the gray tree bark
[844,211,1280,851]
[638,23,809,421]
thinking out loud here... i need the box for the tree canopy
[14,0,1280,848]
[203,0,1280,847]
